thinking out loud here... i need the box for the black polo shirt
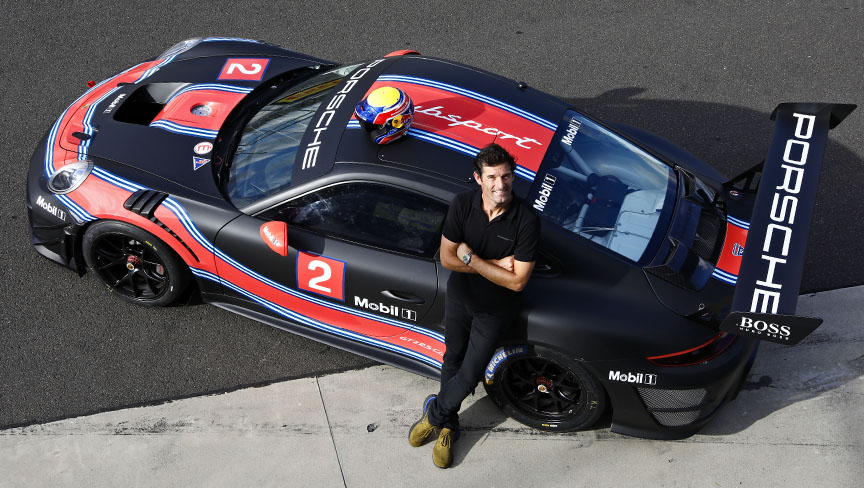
[442,188,540,312]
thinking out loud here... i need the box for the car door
[214,180,448,341]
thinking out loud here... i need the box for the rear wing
[720,103,856,345]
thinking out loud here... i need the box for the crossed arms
[439,235,535,292]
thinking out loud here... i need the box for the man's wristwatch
[461,251,474,265]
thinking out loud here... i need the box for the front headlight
[156,38,202,59]
[48,161,93,194]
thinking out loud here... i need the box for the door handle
[380,290,425,304]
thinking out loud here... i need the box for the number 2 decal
[297,251,345,301]
[306,260,332,293]
[218,58,270,81]
[226,63,262,75]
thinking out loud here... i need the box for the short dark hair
[473,143,516,176]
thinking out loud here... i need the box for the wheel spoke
[516,389,538,402]
[507,367,535,383]
[95,247,124,261]
[554,387,579,404]
[142,267,167,283]
[557,379,580,391]
[525,359,544,376]
[537,395,550,413]
[127,272,145,298]
[130,281,142,298]
[559,370,578,383]
[139,274,156,297]
[101,237,126,254]
[97,262,125,273]
[553,399,565,413]
[113,273,131,288]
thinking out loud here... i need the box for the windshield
[530,110,676,263]
[225,64,362,208]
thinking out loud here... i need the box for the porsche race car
[26,37,855,439]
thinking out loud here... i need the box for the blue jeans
[427,297,514,430]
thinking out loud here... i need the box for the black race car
[26,37,854,439]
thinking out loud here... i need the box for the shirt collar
[471,188,518,221]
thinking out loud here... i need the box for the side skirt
[206,296,443,381]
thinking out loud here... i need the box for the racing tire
[82,220,191,307]
[483,347,606,432]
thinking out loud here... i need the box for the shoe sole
[408,394,437,447]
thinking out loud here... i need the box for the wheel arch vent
[123,190,199,262]
[124,189,167,219]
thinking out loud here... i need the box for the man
[409,143,540,468]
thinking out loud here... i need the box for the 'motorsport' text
[415,105,543,149]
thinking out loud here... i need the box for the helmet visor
[358,118,385,133]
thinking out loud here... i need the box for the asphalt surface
[2,286,863,487]
[1,2,862,429]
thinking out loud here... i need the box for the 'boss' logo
[737,316,791,339]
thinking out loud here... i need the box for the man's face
[474,163,514,207]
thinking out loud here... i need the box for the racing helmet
[354,86,414,144]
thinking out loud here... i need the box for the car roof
[293,55,569,198]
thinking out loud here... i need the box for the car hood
[54,39,329,201]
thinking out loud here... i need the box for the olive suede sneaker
[432,427,458,468]
[408,394,438,447]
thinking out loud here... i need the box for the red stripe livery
[716,221,748,277]
[364,80,555,172]
[150,90,248,132]
[48,60,446,367]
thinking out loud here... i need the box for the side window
[260,183,448,257]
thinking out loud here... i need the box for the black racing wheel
[82,220,191,307]
[483,347,606,432]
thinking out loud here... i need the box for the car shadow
[549,92,864,436]
[696,286,864,436]
[450,89,864,441]
[560,89,864,295]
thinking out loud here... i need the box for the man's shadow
[447,395,508,467]
[447,392,614,467]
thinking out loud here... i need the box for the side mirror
[260,221,289,256]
